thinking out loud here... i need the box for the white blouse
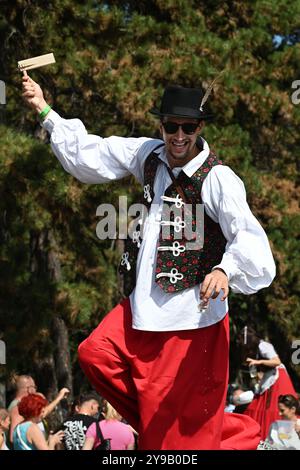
[258,340,282,394]
[267,419,300,450]
[42,111,276,331]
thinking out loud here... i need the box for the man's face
[21,378,37,395]
[77,399,100,416]
[89,399,100,417]
[160,117,204,168]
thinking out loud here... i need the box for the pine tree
[0,0,299,398]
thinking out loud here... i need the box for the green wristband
[39,104,51,120]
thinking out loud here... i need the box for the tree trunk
[51,316,73,397]
[33,353,60,430]
[34,354,58,399]
[29,228,73,424]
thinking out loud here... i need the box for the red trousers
[78,299,260,450]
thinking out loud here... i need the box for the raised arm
[22,74,162,184]
[42,388,70,418]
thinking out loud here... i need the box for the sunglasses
[161,121,199,135]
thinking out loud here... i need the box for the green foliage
[0,0,299,391]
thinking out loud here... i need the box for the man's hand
[22,71,48,114]
[200,268,229,303]
[57,387,70,401]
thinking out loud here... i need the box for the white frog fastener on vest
[156,268,184,284]
[143,184,152,203]
[161,194,184,208]
[160,216,186,233]
[120,252,131,271]
[132,230,141,248]
[157,241,186,257]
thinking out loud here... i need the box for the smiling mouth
[171,141,189,152]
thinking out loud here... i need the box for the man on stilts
[22,75,276,449]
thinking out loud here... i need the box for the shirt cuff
[40,110,63,134]
[212,257,239,282]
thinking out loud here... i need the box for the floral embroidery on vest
[155,155,226,292]
[119,147,226,295]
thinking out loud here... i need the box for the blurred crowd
[1,326,299,451]
[0,374,137,451]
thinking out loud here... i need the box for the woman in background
[83,401,135,450]
[241,327,296,439]
[8,373,69,443]
[265,394,300,449]
[13,393,64,450]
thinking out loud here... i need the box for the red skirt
[244,366,297,439]
[78,299,260,450]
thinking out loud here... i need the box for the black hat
[150,85,213,120]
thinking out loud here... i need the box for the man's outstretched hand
[22,71,48,114]
[200,268,229,305]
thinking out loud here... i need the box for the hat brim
[149,107,213,120]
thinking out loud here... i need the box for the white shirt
[258,340,277,359]
[42,111,276,331]
[267,419,300,450]
[258,340,281,394]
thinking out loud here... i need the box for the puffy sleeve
[202,165,276,294]
[258,341,278,359]
[42,110,162,184]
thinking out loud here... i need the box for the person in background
[13,393,64,450]
[224,384,239,413]
[61,392,101,450]
[232,388,254,414]
[0,408,10,450]
[8,373,70,442]
[225,385,254,414]
[8,375,37,411]
[265,394,300,450]
[241,327,297,439]
[83,401,135,450]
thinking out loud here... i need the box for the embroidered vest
[119,147,227,294]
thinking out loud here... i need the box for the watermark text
[95,197,205,251]
[291,80,300,105]
[0,80,5,105]
[291,339,300,365]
